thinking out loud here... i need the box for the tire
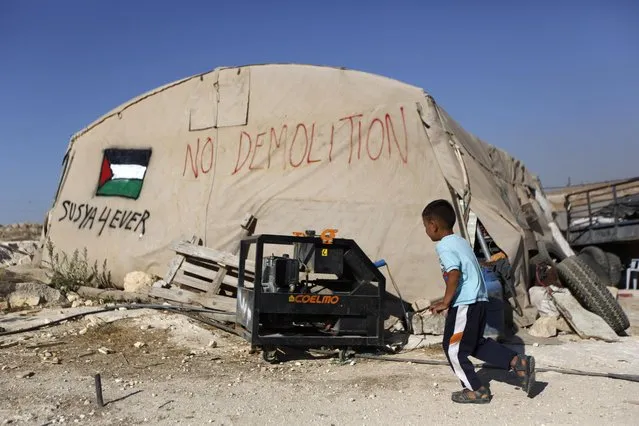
[577,252,612,286]
[556,256,629,334]
[536,240,567,265]
[606,252,623,286]
[580,246,609,269]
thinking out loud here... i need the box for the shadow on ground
[476,366,548,399]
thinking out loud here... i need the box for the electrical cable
[351,353,639,384]
[6,303,637,384]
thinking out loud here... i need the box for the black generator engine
[235,231,385,362]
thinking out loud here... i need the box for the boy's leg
[445,304,484,391]
[471,302,517,369]
[472,302,537,396]
[442,305,457,373]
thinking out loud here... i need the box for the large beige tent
[43,64,560,322]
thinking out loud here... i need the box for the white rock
[66,292,81,303]
[152,279,168,289]
[123,271,155,294]
[551,290,619,342]
[0,240,39,267]
[207,340,218,348]
[414,311,446,335]
[411,313,423,335]
[528,286,559,317]
[8,282,65,308]
[71,300,83,308]
[528,316,558,338]
[98,347,113,355]
[556,317,573,333]
[134,342,145,349]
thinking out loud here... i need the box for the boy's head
[422,199,456,242]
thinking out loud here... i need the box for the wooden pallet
[148,214,257,315]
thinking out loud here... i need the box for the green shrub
[44,239,114,293]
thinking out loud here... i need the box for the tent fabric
[43,63,552,314]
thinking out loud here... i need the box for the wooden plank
[210,214,257,294]
[210,265,230,294]
[148,287,237,312]
[76,286,151,303]
[222,275,238,287]
[181,261,218,281]
[174,269,240,292]
[170,241,255,271]
[174,271,210,292]
[164,235,197,284]
[164,255,185,284]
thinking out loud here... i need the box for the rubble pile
[0,223,42,268]
[0,241,40,268]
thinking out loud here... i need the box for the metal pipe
[94,374,104,407]
[476,224,491,260]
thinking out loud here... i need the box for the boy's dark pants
[442,301,517,391]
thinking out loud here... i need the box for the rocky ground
[0,223,42,243]
[0,223,42,269]
[1,294,638,425]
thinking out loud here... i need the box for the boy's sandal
[451,388,492,404]
[512,354,536,396]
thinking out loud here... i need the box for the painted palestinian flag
[96,148,152,199]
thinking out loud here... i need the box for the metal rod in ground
[94,373,104,407]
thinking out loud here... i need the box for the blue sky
[1,0,638,224]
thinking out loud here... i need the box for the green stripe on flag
[96,179,144,199]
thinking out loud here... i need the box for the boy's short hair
[422,199,456,229]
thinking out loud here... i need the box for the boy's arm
[430,246,461,314]
[430,269,460,313]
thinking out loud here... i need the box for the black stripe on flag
[104,148,152,166]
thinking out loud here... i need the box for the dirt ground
[1,298,639,425]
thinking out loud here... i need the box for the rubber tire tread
[580,246,609,271]
[536,240,567,265]
[606,252,623,286]
[556,256,629,334]
[577,252,612,286]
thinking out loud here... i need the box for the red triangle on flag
[98,156,113,187]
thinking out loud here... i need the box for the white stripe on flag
[111,164,146,180]
[448,305,473,390]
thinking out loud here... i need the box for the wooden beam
[148,287,236,313]
[170,241,255,271]
[181,261,218,281]
[174,269,240,293]
[164,235,197,284]
[210,213,257,294]
[173,271,210,292]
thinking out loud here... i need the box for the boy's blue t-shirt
[435,234,488,307]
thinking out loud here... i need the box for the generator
[235,230,385,362]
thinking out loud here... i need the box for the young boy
[422,199,536,404]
